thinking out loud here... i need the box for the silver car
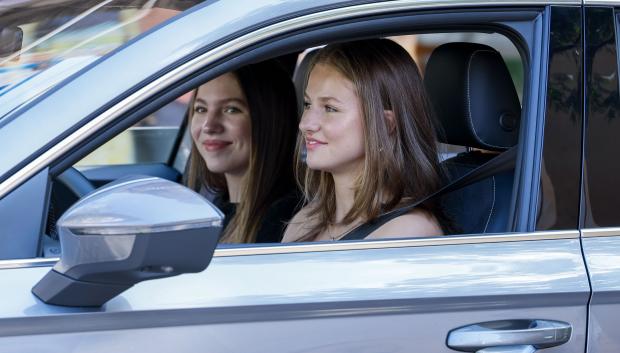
[0,0,617,352]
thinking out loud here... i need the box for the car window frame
[56,9,542,236]
[0,3,557,264]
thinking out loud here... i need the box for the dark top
[213,191,302,243]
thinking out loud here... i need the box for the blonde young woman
[283,39,449,242]
[186,60,300,243]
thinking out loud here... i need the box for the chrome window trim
[583,0,620,4]
[0,258,59,270]
[1,0,572,199]
[581,228,620,238]
[0,230,578,269]
[214,230,578,257]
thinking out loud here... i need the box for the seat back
[424,42,521,234]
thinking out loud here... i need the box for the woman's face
[190,73,251,177]
[299,63,365,175]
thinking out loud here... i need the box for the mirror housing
[32,176,223,307]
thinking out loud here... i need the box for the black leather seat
[424,42,521,234]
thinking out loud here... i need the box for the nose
[201,110,224,134]
[299,108,320,133]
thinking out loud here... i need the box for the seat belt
[340,146,518,241]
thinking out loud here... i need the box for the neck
[331,171,357,223]
[225,173,245,203]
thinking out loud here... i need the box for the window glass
[76,93,191,166]
[0,0,201,119]
[582,7,620,228]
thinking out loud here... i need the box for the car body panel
[581,6,620,353]
[581,234,620,353]
[0,237,589,351]
[0,169,48,259]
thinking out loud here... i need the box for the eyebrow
[303,93,343,104]
[195,97,247,106]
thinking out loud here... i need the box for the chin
[205,166,228,174]
[202,159,227,174]
[306,161,335,173]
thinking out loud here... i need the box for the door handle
[446,319,571,353]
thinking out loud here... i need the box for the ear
[384,110,396,135]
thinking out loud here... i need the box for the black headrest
[424,42,521,151]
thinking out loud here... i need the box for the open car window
[38,29,526,259]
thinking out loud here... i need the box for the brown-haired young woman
[186,60,300,243]
[282,38,448,242]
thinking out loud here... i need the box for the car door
[0,1,590,352]
[580,4,620,353]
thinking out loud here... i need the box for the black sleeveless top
[213,191,302,243]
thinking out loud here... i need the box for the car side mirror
[0,26,23,58]
[32,176,223,307]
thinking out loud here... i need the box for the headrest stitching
[466,49,510,150]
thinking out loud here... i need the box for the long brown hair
[296,38,445,241]
[186,60,298,243]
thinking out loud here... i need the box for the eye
[303,101,311,110]
[224,106,242,114]
[325,105,338,113]
[194,105,206,114]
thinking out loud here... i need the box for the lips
[202,140,232,151]
[305,136,327,150]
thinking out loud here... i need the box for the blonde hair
[295,39,444,241]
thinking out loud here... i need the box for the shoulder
[366,208,443,240]
[281,205,315,242]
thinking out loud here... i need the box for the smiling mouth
[202,141,231,151]
[305,138,326,150]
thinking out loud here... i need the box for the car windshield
[0,0,201,119]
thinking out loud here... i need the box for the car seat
[424,42,521,234]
